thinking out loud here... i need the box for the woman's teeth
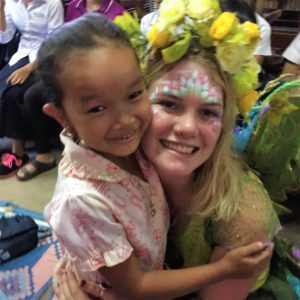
[161,140,197,154]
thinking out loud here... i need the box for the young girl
[41,13,273,299]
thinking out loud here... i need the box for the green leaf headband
[114,0,261,112]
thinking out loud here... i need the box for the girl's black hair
[220,0,257,23]
[37,13,133,108]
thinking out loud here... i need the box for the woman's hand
[7,64,32,85]
[220,241,273,279]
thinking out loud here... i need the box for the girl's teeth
[116,133,133,140]
[162,141,195,154]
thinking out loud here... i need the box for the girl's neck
[158,172,194,215]
[86,0,102,12]
[106,153,145,180]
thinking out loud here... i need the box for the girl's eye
[87,105,106,113]
[129,90,143,101]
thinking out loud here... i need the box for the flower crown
[114,0,261,114]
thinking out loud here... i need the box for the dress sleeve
[213,172,281,248]
[49,192,133,273]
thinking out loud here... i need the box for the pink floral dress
[44,133,169,287]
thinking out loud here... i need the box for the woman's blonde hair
[144,43,246,221]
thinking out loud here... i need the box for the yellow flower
[239,89,259,114]
[242,21,260,41]
[114,12,140,36]
[158,0,185,29]
[268,91,298,126]
[209,12,237,41]
[233,58,261,96]
[147,23,170,48]
[186,0,220,21]
[216,42,249,74]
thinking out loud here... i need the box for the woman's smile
[160,140,199,155]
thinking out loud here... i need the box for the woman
[52,1,280,298]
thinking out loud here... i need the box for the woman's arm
[0,0,16,43]
[201,175,280,300]
[7,60,37,85]
[200,245,267,300]
[0,0,5,31]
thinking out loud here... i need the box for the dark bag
[0,215,38,263]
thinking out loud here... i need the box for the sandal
[16,159,57,181]
[0,153,29,179]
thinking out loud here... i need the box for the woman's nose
[173,112,198,137]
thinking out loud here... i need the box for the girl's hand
[6,65,32,85]
[53,256,115,299]
[220,241,274,279]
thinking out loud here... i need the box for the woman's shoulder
[213,170,281,247]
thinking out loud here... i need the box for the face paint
[151,103,163,114]
[160,70,223,104]
[207,118,222,129]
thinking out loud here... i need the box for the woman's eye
[129,90,143,101]
[158,100,179,110]
[87,106,106,113]
[200,109,220,118]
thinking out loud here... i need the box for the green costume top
[167,172,281,292]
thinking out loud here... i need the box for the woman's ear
[43,103,68,128]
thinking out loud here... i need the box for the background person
[0,0,64,178]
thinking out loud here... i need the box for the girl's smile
[57,46,152,161]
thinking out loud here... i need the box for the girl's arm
[99,242,272,300]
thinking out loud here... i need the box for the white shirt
[254,13,272,56]
[0,0,64,65]
[283,33,300,65]
[140,11,158,35]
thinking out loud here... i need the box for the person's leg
[0,86,30,177]
[16,81,58,180]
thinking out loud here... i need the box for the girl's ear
[43,103,69,128]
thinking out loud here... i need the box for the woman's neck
[159,172,194,215]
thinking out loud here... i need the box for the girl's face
[58,45,151,159]
[142,60,224,178]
